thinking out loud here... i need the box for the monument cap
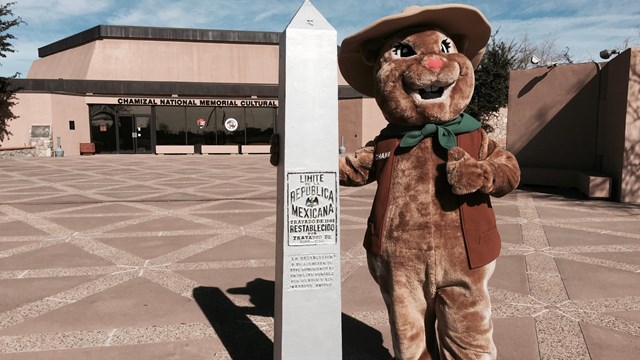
[338,4,491,97]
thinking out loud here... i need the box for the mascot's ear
[359,39,384,66]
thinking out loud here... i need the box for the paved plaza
[0,154,639,359]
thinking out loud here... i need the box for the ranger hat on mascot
[338,4,491,97]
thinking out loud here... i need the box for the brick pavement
[0,155,639,359]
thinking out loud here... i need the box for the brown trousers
[367,237,496,360]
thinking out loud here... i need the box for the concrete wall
[28,42,96,80]
[361,98,387,146]
[50,94,91,156]
[338,98,386,153]
[27,37,351,86]
[508,62,600,171]
[620,48,640,203]
[508,47,640,202]
[338,98,363,154]
[599,50,630,200]
[28,39,281,84]
[2,93,53,149]
[2,93,89,156]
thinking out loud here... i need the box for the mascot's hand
[446,146,494,195]
[269,133,279,166]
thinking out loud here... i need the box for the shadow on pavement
[193,285,273,359]
[519,185,587,200]
[193,278,392,360]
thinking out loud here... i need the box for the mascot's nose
[424,57,444,70]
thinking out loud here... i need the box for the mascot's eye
[392,43,416,57]
[440,39,452,53]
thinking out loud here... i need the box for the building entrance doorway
[90,105,154,154]
[117,114,152,153]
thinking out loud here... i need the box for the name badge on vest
[375,151,390,161]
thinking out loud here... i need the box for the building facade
[2,25,385,156]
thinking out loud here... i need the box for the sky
[1,0,639,77]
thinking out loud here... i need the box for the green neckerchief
[378,113,481,150]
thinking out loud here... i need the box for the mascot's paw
[447,147,493,195]
[269,134,279,166]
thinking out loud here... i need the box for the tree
[615,27,640,56]
[466,35,513,132]
[508,34,573,70]
[467,31,576,132]
[0,2,23,143]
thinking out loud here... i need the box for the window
[157,106,275,145]
[90,103,276,151]
[156,107,186,145]
[245,107,275,144]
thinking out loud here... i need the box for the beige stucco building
[1,25,385,156]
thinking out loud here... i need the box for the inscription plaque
[287,253,336,291]
[30,125,50,138]
[287,171,337,246]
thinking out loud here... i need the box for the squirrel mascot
[338,4,520,359]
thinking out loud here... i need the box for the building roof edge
[38,25,281,58]
[10,78,367,99]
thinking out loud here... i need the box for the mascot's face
[372,28,474,126]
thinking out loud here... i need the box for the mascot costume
[338,4,520,359]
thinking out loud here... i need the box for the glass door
[117,114,152,154]
[135,115,152,153]
[90,112,117,153]
[117,115,135,153]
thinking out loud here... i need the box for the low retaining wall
[0,147,36,159]
[201,145,239,154]
[241,145,270,154]
[156,145,195,155]
[521,167,611,199]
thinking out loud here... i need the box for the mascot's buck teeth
[418,86,445,99]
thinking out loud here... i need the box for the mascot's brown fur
[338,4,520,359]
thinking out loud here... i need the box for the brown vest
[364,129,500,269]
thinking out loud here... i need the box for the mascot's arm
[446,129,520,197]
[339,142,375,187]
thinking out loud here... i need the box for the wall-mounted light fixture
[530,55,557,68]
[599,49,620,60]
[530,56,540,65]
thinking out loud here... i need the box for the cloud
[0,39,44,77]
[494,13,640,61]
[1,0,639,76]
[105,0,297,30]
[13,0,114,22]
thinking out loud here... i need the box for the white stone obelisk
[274,1,341,359]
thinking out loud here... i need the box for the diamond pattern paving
[1,154,639,359]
